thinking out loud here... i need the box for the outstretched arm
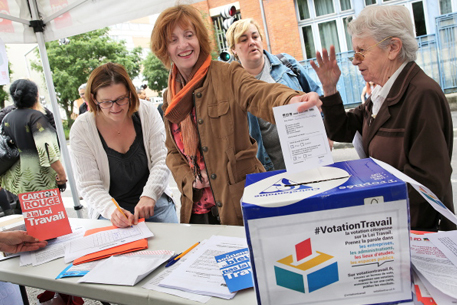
[0,231,47,253]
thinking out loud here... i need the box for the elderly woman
[308,5,454,231]
[70,63,178,227]
[225,18,322,171]
[1,79,67,195]
[150,5,319,225]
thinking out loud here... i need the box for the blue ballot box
[241,158,412,305]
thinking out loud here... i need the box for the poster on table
[19,188,71,240]
[242,158,412,305]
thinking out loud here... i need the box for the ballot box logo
[417,186,447,209]
[274,238,339,293]
[259,178,314,195]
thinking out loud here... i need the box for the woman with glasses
[70,62,178,227]
[308,5,454,231]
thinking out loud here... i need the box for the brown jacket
[322,62,454,230]
[163,61,301,225]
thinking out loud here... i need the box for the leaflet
[273,104,333,173]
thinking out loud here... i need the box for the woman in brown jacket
[150,4,319,226]
[308,5,454,231]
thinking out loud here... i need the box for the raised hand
[310,45,341,97]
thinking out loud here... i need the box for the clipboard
[73,219,148,265]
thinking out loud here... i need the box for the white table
[0,218,256,305]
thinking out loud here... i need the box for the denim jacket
[248,50,322,171]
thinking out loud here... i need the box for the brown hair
[150,4,211,69]
[86,62,139,116]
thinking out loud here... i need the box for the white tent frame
[0,1,89,217]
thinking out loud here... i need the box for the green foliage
[142,52,169,97]
[0,61,13,109]
[31,27,142,126]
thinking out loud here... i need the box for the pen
[111,198,131,225]
[165,241,200,268]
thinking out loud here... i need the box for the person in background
[71,83,86,119]
[150,5,320,226]
[70,63,178,228]
[308,5,454,231]
[136,84,148,100]
[1,79,67,195]
[226,18,323,171]
[361,81,374,103]
[78,83,89,115]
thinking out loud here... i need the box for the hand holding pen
[111,198,134,228]
[165,242,200,267]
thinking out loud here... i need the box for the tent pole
[29,0,84,218]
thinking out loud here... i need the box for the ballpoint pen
[165,241,200,267]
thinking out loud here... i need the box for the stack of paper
[78,250,174,286]
[64,221,153,263]
[410,231,457,303]
[158,235,248,299]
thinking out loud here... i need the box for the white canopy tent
[0,0,200,217]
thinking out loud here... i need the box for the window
[302,25,316,58]
[440,0,452,14]
[412,1,427,36]
[365,0,376,5]
[343,16,353,50]
[340,0,351,11]
[297,0,311,20]
[318,20,341,53]
[315,0,335,17]
[212,12,242,53]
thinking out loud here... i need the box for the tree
[31,27,142,126]
[142,52,169,97]
[0,61,13,109]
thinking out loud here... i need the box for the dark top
[322,62,454,231]
[1,105,56,129]
[99,113,149,214]
[1,108,61,193]
[79,103,88,115]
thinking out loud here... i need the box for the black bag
[0,125,19,176]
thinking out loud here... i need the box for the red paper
[19,188,72,241]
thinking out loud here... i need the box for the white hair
[78,83,87,91]
[348,5,418,62]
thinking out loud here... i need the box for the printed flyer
[215,248,254,293]
[19,188,71,240]
[247,202,411,305]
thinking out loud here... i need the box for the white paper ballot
[64,222,153,263]
[273,104,333,173]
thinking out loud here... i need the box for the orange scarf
[165,53,212,179]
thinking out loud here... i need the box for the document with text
[273,104,333,173]
[64,222,153,263]
[159,235,247,299]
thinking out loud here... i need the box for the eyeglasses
[97,95,130,109]
[348,36,393,62]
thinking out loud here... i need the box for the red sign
[0,0,14,33]
[49,0,72,29]
[19,188,72,241]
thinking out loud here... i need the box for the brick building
[191,0,456,62]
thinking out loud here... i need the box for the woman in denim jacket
[226,18,322,170]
